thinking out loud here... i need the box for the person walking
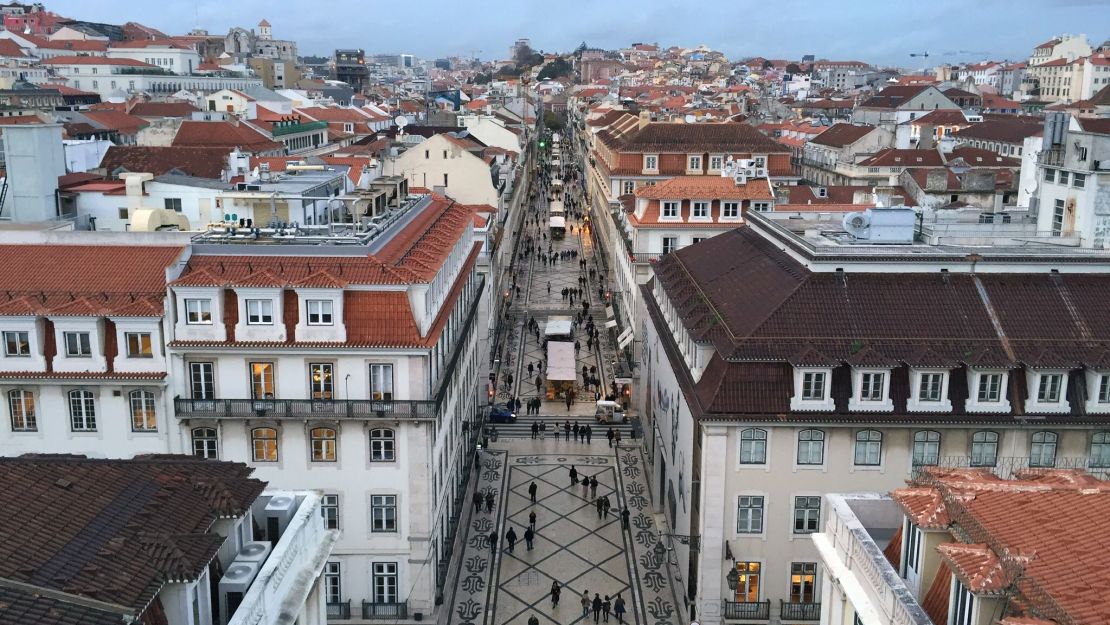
[528,481,538,503]
[569,465,579,486]
[606,427,615,447]
[573,423,580,441]
[602,495,612,518]
[613,594,626,623]
[564,420,571,441]
[485,491,494,513]
[531,421,539,439]
[529,510,537,530]
[472,490,483,513]
[585,424,593,444]
[590,475,599,499]
[602,595,611,622]
[505,527,518,553]
[615,430,622,447]
[581,590,590,617]
[565,393,573,411]
[550,581,561,607]
[529,614,540,625]
[524,526,535,551]
[488,529,498,552]
[535,375,543,393]
[592,593,603,623]
[596,496,604,519]
[621,507,631,529]
[582,474,591,497]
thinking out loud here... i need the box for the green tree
[473,72,492,85]
[761,60,773,70]
[537,58,573,81]
[543,110,563,131]
[785,63,802,74]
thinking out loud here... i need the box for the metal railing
[272,120,329,136]
[629,252,664,264]
[326,600,351,619]
[361,601,408,619]
[913,456,1110,481]
[722,600,770,620]
[779,600,821,621]
[174,397,437,420]
[1040,148,1065,167]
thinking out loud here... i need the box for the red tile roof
[892,487,951,528]
[101,146,230,179]
[172,120,282,152]
[909,109,970,125]
[82,110,148,135]
[635,175,773,200]
[859,85,930,108]
[598,121,788,154]
[38,82,97,96]
[128,101,200,118]
[0,245,183,317]
[809,123,875,148]
[0,39,27,57]
[20,35,108,52]
[858,148,945,167]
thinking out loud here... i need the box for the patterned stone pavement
[444,441,682,625]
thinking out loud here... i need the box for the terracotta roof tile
[634,175,773,200]
[809,123,876,147]
[101,146,230,179]
[173,120,282,152]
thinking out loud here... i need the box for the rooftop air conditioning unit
[219,560,260,624]
[237,541,273,565]
[754,167,767,177]
[262,494,297,542]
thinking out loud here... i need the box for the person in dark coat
[472,490,483,513]
[592,593,603,623]
[488,530,497,551]
[524,526,535,550]
[505,527,518,553]
[569,465,578,485]
[528,481,538,503]
[621,507,631,529]
[550,581,561,606]
[590,475,599,498]
[485,491,494,513]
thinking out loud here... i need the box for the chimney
[638,110,651,130]
[118,172,154,215]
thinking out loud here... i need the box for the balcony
[779,600,821,621]
[629,252,664,264]
[272,120,329,137]
[1040,147,1065,167]
[361,601,408,619]
[326,600,351,619]
[723,600,770,620]
[175,397,437,421]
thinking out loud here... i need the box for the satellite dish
[394,115,408,128]
[684,114,696,124]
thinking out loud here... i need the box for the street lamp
[726,565,739,591]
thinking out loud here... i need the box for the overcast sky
[45,0,1108,66]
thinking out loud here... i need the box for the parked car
[488,404,517,423]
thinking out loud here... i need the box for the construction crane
[909,51,930,74]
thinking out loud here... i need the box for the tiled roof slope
[0,245,183,317]
[101,146,230,178]
[599,121,788,154]
[172,120,282,152]
[634,175,773,200]
[809,123,875,147]
[0,456,264,624]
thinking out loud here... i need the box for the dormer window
[722,202,740,219]
[849,368,893,411]
[1026,370,1070,414]
[643,154,658,171]
[64,332,92,357]
[978,372,1003,401]
[1037,373,1062,402]
[966,369,1011,413]
[709,154,723,170]
[307,300,334,325]
[185,299,212,325]
[246,299,273,325]
[791,368,834,411]
[802,372,826,400]
[661,201,680,219]
[908,369,952,412]
[3,331,29,356]
[687,155,702,171]
[691,201,710,220]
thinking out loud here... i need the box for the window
[129,390,157,431]
[688,155,701,170]
[372,562,398,602]
[309,363,334,400]
[739,428,767,464]
[1090,432,1110,468]
[977,373,1003,402]
[370,428,396,461]
[854,430,882,465]
[733,562,760,602]
[661,236,678,255]
[322,494,340,529]
[621,180,635,195]
[736,496,764,533]
[709,155,723,170]
[1073,173,1086,189]
[919,372,943,402]
[913,431,941,466]
[443,173,448,186]
[1037,373,1063,403]
[797,430,825,465]
[185,299,212,324]
[1029,431,1058,467]
[1044,168,1055,182]
[125,332,152,358]
[64,331,92,357]
[952,582,975,625]
[324,562,342,604]
[251,427,279,462]
[1058,171,1069,185]
[789,562,816,602]
[751,201,770,212]
[119,207,129,220]
[246,299,273,325]
[369,364,394,401]
[1052,199,1065,236]
[971,431,999,467]
[8,389,35,431]
[801,372,826,401]
[859,372,885,401]
[754,156,766,168]
[723,202,739,218]
[192,427,218,458]
[189,362,215,399]
[661,201,679,218]
[307,299,333,325]
[644,155,658,170]
[3,331,29,356]
[250,362,275,399]
[692,201,709,219]
[371,495,397,532]
[68,389,96,431]
[310,427,337,462]
[163,198,182,212]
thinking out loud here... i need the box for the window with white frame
[189,362,215,399]
[739,428,767,464]
[913,430,941,466]
[310,427,337,462]
[252,427,279,462]
[125,332,152,358]
[661,201,680,219]
[250,362,275,399]
[644,154,658,170]
[370,428,396,461]
[977,372,1004,402]
[789,562,816,602]
[661,237,678,255]
[7,389,35,431]
[854,430,882,465]
[64,331,92,357]
[722,201,739,219]
[192,427,217,458]
[307,299,333,325]
[184,298,212,324]
[688,155,702,170]
[858,372,885,402]
[733,562,761,602]
[129,390,157,432]
[324,562,342,603]
[793,496,820,533]
[918,372,944,402]
[754,156,766,168]
[369,364,394,400]
[372,562,398,602]
[1090,432,1110,469]
[692,201,709,219]
[621,180,635,195]
[246,299,273,324]
[309,363,334,400]
[951,581,975,625]
[371,495,397,532]
[737,495,764,533]
[797,429,825,465]
[751,201,770,212]
[1029,431,1057,467]
[801,371,826,401]
[322,494,340,529]
[68,389,96,431]
[971,430,999,467]
[1036,373,1063,403]
[3,331,29,356]
[1098,375,1110,404]
[709,154,723,170]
